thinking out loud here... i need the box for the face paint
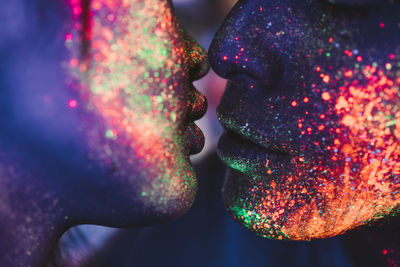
[209,0,400,240]
[4,0,208,225]
[62,0,209,215]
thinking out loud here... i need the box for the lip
[217,104,296,153]
[185,121,205,155]
[184,49,209,155]
[217,130,291,176]
[185,84,207,155]
[187,84,208,121]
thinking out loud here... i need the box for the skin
[0,0,208,266]
[209,0,400,240]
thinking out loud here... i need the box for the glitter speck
[321,92,331,101]
[65,33,73,41]
[105,129,117,140]
[67,99,78,109]
[344,70,353,77]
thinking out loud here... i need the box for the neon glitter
[220,56,400,240]
[280,62,400,239]
[321,92,331,101]
[67,99,78,109]
[344,70,353,77]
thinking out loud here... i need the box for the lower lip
[217,131,291,176]
[185,122,205,155]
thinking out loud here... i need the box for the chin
[222,153,400,241]
[82,170,198,228]
[140,166,199,220]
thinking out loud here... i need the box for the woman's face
[2,0,207,225]
[209,0,400,240]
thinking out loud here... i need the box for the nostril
[245,54,284,88]
[210,46,285,88]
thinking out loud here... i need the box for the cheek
[318,62,400,177]
[326,63,400,194]
[4,46,85,150]
[63,1,197,200]
[225,60,400,241]
[0,1,29,48]
[280,61,400,239]
[65,0,191,138]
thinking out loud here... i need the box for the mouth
[187,85,207,121]
[217,108,294,153]
[185,121,205,155]
[185,85,207,155]
[217,129,292,176]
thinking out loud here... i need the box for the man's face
[210,0,400,239]
[1,0,208,225]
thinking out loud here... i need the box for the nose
[208,2,284,88]
[183,30,210,81]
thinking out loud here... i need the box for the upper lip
[217,112,294,157]
[187,85,208,121]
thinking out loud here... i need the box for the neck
[0,142,70,267]
[0,213,62,267]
